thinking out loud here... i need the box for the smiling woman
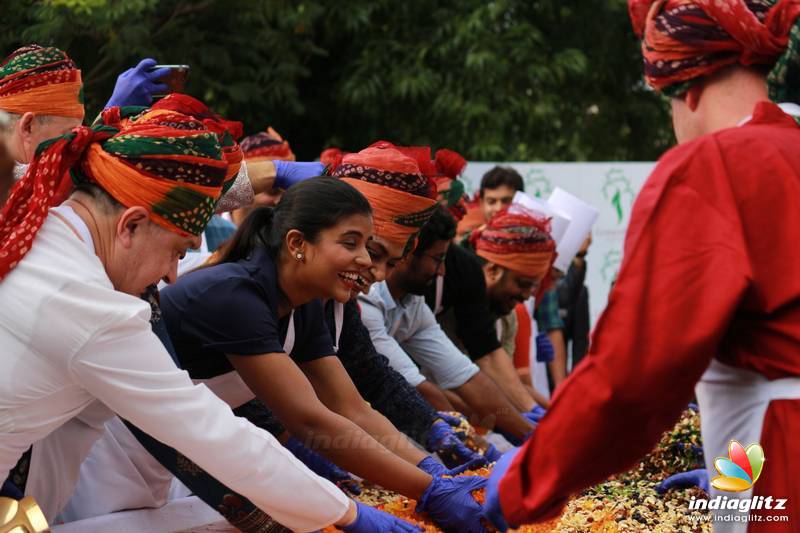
[210,177,374,305]
[160,169,490,532]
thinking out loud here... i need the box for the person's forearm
[523,384,550,408]
[339,345,439,445]
[476,349,536,412]
[547,329,568,387]
[343,405,428,466]
[289,410,432,499]
[245,160,277,195]
[455,372,535,438]
[442,389,474,417]
[416,380,454,411]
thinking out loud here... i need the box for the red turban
[471,205,557,294]
[330,141,437,250]
[629,0,800,99]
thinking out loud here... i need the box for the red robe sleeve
[498,137,753,525]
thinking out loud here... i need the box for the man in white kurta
[0,205,351,530]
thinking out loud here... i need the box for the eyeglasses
[422,252,447,269]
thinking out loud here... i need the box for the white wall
[461,162,655,325]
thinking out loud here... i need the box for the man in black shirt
[424,211,547,412]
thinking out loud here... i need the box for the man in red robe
[486,1,800,531]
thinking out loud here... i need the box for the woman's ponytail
[213,207,275,264]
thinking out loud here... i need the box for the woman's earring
[295,252,304,262]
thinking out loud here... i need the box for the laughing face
[301,213,374,303]
[357,235,407,298]
[484,264,541,316]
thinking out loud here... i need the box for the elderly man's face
[11,113,82,163]
[106,206,200,296]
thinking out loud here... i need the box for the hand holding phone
[149,64,190,97]
[105,58,189,108]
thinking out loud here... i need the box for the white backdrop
[461,162,655,325]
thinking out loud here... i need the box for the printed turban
[0,44,84,120]
[0,106,229,281]
[330,141,438,250]
[629,0,800,101]
[471,205,557,292]
[149,93,243,187]
[241,127,295,162]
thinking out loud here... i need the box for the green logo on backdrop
[602,169,635,225]
[601,249,622,284]
[524,168,552,199]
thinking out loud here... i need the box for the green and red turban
[0,44,84,120]
[241,127,295,162]
[149,93,243,187]
[330,141,438,251]
[393,145,468,221]
[629,0,800,101]
[432,148,467,221]
[0,106,229,281]
[471,205,557,294]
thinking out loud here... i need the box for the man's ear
[116,206,150,249]
[484,262,504,283]
[16,112,35,139]
[685,84,702,112]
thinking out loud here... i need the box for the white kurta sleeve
[399,302,480,390]
[67,313,349,532]
[358,296,428,387]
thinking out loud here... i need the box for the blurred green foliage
[0,0,674,160]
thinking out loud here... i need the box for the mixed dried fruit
[325,409,710,532]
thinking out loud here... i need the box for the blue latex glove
[483,444,503,463]
[417,475,487,532]
[485,448,522,532]
[427,420,487,469]
[656,469,710,494]
[436,411,469,436]
[417,455,487,478]
[273,161,325,190]
[284,437,361,495]
[535,332,555,363]
[341,502,422,532]
[688,402,699,412]
[105,58,169,108]
[522,405,547,425]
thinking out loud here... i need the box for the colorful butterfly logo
[710,440,765,492]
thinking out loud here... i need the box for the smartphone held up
[149,64,189,98]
